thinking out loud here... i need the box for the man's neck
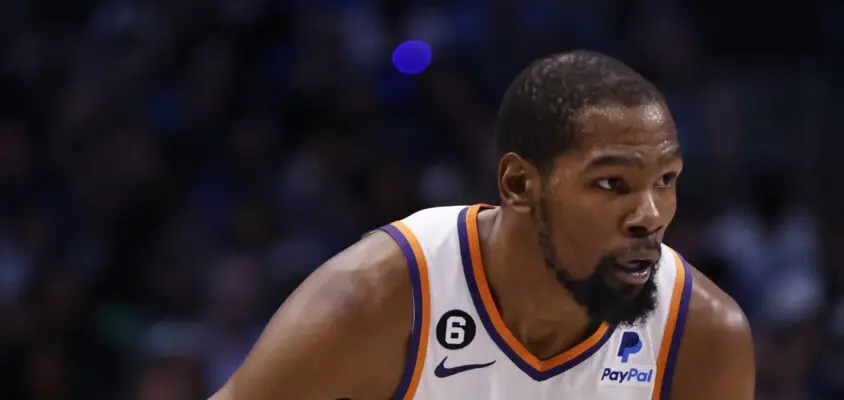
[476,206,597,360]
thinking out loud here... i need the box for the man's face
[536,103,682,326]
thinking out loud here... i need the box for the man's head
[494,51,683,326]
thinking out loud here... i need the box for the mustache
[633,236,661,251]
[614,237,662,257]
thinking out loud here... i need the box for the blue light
[392,40,432,75]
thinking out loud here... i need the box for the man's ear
[498,152,542,214]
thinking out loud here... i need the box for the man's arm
[670,267,755,400]
[211,231,413,400]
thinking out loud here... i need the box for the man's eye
[595,178,622,191]
[656,172,678,188]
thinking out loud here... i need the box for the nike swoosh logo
[434,356,496,378]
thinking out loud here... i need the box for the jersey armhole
[379,222,431,400]
[652,250,694,400]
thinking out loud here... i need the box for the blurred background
[0,0,841,399]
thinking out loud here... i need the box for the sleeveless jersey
[379,204,693,400]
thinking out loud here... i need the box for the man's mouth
[613,259,656,285]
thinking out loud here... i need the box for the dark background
[0,0,841,399]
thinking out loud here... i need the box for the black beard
[536,203,659,327]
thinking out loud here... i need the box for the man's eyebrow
[584,154,643,170]
[584,146,682,170]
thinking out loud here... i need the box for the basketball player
[210,51,755,399]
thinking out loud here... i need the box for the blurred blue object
[392,40,432,75]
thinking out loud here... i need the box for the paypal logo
[600,367,654,384]
[617,331,642,363]
[598,331,654,387]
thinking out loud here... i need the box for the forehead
[557,103,679,166]
[576,103,675,147]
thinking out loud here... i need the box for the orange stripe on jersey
[464,204,612,372]
[651,248,692,400]
[389,221,431,400]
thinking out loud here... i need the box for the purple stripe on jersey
[659,255,694,400]
[457,206,616,382]
[380,224,425,400]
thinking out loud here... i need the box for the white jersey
[379,204,693,400]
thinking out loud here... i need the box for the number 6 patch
[435,309,477,350]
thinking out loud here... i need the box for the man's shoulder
[685,265,750,340]
[662,246,749,339]
[666,261,756,399]
[222,230,415,399]
[316,229,414,321]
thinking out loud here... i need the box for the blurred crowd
[0,1,842,399]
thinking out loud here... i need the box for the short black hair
[494,50,665,173]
